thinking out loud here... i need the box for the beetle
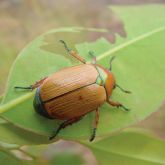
[15,40,131,141]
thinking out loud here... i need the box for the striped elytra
[34,64,111,120]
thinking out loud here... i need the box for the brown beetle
[15,40,130,141]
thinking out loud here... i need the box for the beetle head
[104,69,116,98]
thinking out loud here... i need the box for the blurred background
[0,0,165,164]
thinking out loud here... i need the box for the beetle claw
[89,128,96,142]
[49,135,55,140]
[49,131,59,140]
[121,105,130,111]
[116,104,130,111]
[49,126,63,140]
[124,90,132,94]
[49,134,58,140]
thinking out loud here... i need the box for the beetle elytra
[15,40,131,141]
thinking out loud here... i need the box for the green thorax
[95,65,108,86]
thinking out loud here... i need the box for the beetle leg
[115,84,131,94]
[88,51,97,64]
[90,108,99,142]
[49,116,83,140]
[31,77,48,89]
[60,40,86,64]
[15,77,47,90]
[107,100,130,111]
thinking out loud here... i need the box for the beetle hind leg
[90,108,99,142]
[49,116,83,140]
[107,100,130,111]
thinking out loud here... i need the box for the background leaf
[0,5,165,143]
[0,150,45,165]
[83,129,165,165]
[0,120,50,145]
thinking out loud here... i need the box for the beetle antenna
[115,84,131,94]
[109,56,116,71]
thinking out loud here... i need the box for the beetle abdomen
[40,64,99,102]
[44,84,106,120]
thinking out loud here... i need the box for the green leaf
[0,141,19,150]
[0,150,44,165]
[0,143,48,165]
[0,150,22,165]
[0,120,50,145]
[1,97,48,145]
[0,5,165,143]
[24,145,84,165]
[25,145,48,157]
[84,130,165,165]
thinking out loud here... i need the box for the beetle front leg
[49,116,83,140]
[90,108,99,142]
[15,77,47,90]
[60,40,86,64]
[107,100,130,111]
